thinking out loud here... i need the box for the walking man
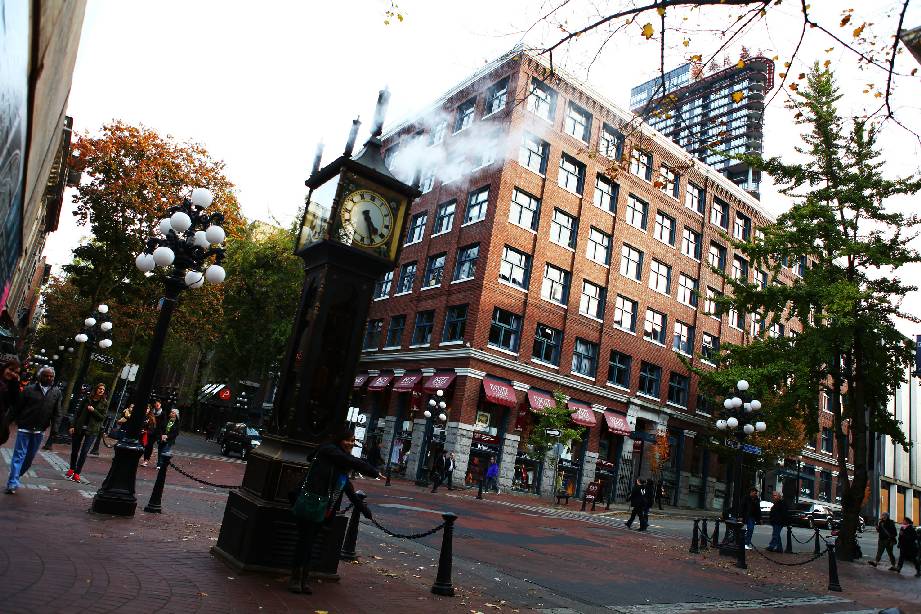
[6,367,63,494]
[485,456,500,494]
[869,512,898,569]
[446,452,456,490]
[895,518,920,576]
[431,450,448,493]
[156,408,180,469]
[767,491,787,551]
[67,382,107,483]
[626,479,648,531]
[742,488,762,550]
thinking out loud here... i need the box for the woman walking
[289,428,378,594]
[485,457,500,494]
[67,383,107,483]
[141,407,157,467]
[0,359,21,446]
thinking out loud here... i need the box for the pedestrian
[66,382,107,483]
[0,358,21,446]
[767,491,787,551]
[644,478,655,516]
[869,512,898,570]
[141,407,157,467]
[446,452,456,490]
[895,518,920,576]
[626,479,649,531]
[485,456,500,494]
[366,441,384,471]
[742,488,762,549]
[288,427,377,594]
[156,408,180,469]
[656,480,666,510]
[5,367,62,494]
[431,450,449,493]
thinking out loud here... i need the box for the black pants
[292,519,322,572]
[897,552,920,574]
[143,433,155,461]
[69,429,96,473]
[626,506,648,529]
[431,472,445,492]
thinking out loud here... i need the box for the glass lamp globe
[100,321,113,332]
[428,399,436,407]
[743,423,755,435]
[755,421,767,432]
[716,419,727,430]
[194,230,210,248]
[438,401,447,409]
[184,271,205,289]
[723,398,733,410]
[750,399,762,411]
[52,355,59,360]
[205,265,226,284]
[191,187,213,208]
[438,413,447,422]
[97,304,109,314]
[205,225,225,244]
[731,397,743,408]
[436,389,444,397]
[743,402,752,412]
[84,317,96,327]
[58,346,64,351]
[726,416,739,429]
[158,218,173,236]
[152,246,175,267]
[170,211,192,233]
[135,253,156,273]
[423,410,432,419]
[737,379,749,391]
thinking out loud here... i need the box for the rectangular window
[463,186,489,224]
[659,166,680,198]
[639,362,662,397]
[579,280,606,319]
[411,310,435,345]
[420,168,435,194]
[599,123,624,159]
[432,200,456,235]
[729,307,745,329]
[405,212,427,245]
[708,242,727,271]
[373,271,393,299]
[630,149,653,181]
[821,428,834,454]
[757,269,769,288]
[673,321,695,355]
[484,77,509,116]
[499,245,531,290]
[532,323,562,366]
[564,102,592,142]
[734,212,752,241]
[509,188,541,231]
[701,333,719,362]
[667,372,690,407]
[519,133,549,175]
[489,307,522,352]
[681,227,701,260]
[677,273,698,307]
[571,338,599,378]
[429,121,447,146]
[549,208,578,248]
[541,263,571,305]
[710,198,729,229]
[593,174,618,214]
[685,182,705,214]
[613,295,638,332]
[626,194,649,230]
[704,287,720,317]
[620,243,644,281]
[644,308,667,344]
[586,227,612,265]
[422,253,446,288]
[558,153,586,194]
[454,98,476,133]
[453,243,479,281]
[442,304,468,342]
[396,261,416,294]
[527,79,557,121]
[731,255,749,281]
[653,211,676,245]
[769,322,785,338]
[385,314,406,347]
[608,351,632,388]
[649,260,672,294]
[795,255,807,277]
[363,319,383,350]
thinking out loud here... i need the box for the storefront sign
[392,373,422,392]
[482,377,517,407]
[472,431,499,445]
[423,372,456,393]
[603,411,631,436]
[367,374,393,391]
[353,373,369,388]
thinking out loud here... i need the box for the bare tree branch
[885,0,911,119]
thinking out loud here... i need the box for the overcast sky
[47,0,921,333]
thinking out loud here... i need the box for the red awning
[568,401,597,427]
[353,374,369,389]
[527,389,555,413]
[366,375,393,391]
[482,377,517,408]
[392,374,422,392]
[604,411,631,435]
[423,372,456,393]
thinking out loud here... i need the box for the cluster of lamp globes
[424,388,448,422]
[133,188,227,288]
[74,304,114,349]
[715,379,767,435]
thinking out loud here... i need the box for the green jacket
[74,395,108,435]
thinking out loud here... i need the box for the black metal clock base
[91,438,145,516]
[718,518,742,556]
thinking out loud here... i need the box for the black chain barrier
[367,517,446,540]
[790,528,817,544]
[749,542,827,566]
[168,462,239,489]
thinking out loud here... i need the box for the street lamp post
[92,187,226,516]
[714,379,765,567]
[415,389,448,485]
[69,304,115,415]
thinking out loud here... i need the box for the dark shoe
[868,561,878,567]
[4,487,14,494]
[889,566,898,571]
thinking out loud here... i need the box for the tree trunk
[837,333,870,561]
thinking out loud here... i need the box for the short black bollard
[385,464,392,487]
[735,522,747,569]
[712,518,720,547]
[689,519,700,554]
[431,512,457,596]
[827,541,842,591]
[813,527,821,556]
[785,525,794,554]
[700,519,709,550]
[340,491,366,561]
[143,451,172,513]
[476,478,484,500]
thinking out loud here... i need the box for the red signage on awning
[392,374,422,392]
[527,389,555,413]
[482,377,517,408]
[423,372,456,393]
[353,374,369,389]
[367,375,393,391]
[604,411,631,435]
[568,401,597,427]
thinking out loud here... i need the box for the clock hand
[361,209,380,237]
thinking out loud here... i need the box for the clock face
[339,189,394,248]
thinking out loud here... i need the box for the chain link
[790,528,817,544]
[749,542,827,566]
[168,462,239,489]
[366,517,446,540]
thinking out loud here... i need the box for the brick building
[353,48,832,509]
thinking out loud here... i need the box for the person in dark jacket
[366,441,384,471]
[767,491,788,551]
[895,518,920,576]
[430,450,449,493]
[67,383,108,483]
[0,358,21,446]
[655,481,666,510]
[485,457,500,494]
[742,489,762,549]
[626,479,649,531]
[869,512,898,569]
[156,408,180,469]
[289,428,378,594]
[6,367,62,493]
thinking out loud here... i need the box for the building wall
[879,368,921,521]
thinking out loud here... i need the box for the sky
[47,0,921,333]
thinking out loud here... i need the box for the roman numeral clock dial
[339,189,394,248]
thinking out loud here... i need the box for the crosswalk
[538,595,852,613]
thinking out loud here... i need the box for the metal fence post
[712,518,720,547]
[813,527,821,556]
[735,522,747,569]
[431,512,457,596]
[476,478,483,500]
[689,519,700,554]
[700,519,709,550]
[340,491,366,561]
[827,541,842,591]
[143,451,172,513]
[785,525,794,554]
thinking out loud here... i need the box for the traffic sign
[217,388,231,401]
[545,428,561,438]
[741,443,762,455]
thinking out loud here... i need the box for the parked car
[221,424,261,459]
[830,510,865,533]
[788,502,835,529]
[215,421,235,446]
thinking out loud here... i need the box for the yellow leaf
[656,6,666,16]
[874,92,883,98]
[736,60,746,68]
[824,47,834,53]
[840,14,851,27]
[798,73,805,79]
[823,60,831,68]
[779,72,786,78]
[397,13,403,22]
[682,39,690,47]
[641,22,654,39]
[789,83,799,91]
[731,91,744,103]
[853,24,865,37]
[772,55,779,60]
[690,54,702,62]
[784,62,791,68]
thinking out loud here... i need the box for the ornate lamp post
[92,188,226,516]
[69,304,114,414]
[415,389,448,485]
[715,379,766,566]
